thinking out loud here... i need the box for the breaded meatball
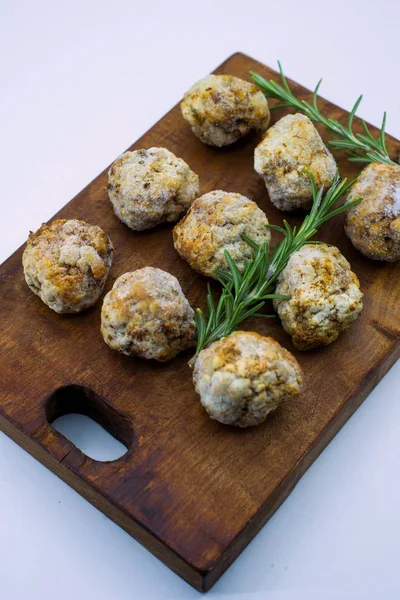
[101,267,195,361]
[181,74,270,147]
[273,244,363,350]
[23,219,113,314]
[345,162,400,262]
[173,190,271,279]
[254,113,337,211]
[108,147,199,231]
[193,331,303,428]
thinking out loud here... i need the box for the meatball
[23,219,113,314]
[193,331,303,428]
[173,190,271,279]
[344,162,400,262]
[181,74,270,147]
[101,267,195,361]
[273,244,363,350]
[108,147,199,231]
[254,113,337,211]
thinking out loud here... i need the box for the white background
[1,1,400,598]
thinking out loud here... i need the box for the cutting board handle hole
[46,385,133,462]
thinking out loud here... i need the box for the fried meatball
[344,162,400,262]
[173,190,271,279]
[193,331,303,428]
[181,74,270,147]
[254,113,337,211]
[23,219,113,314]
[101,267,195,361]
[273,244,363,350]
[108,147,199,231]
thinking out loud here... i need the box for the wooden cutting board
[1,52,399,592]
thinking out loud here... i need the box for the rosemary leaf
[193,173,361,357]
[250,63,396,167]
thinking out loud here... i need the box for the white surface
[52,414,128,461]
[1,0,400,598]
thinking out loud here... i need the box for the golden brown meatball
[193,331,303,427]
[181,74,270,147]
[273,244,363,350]
[108,147,199,231]
[173,190,271,279]
[101,267,195,361]
[23,219,113,313]
[345,162,400,262]
[254,113,337,211]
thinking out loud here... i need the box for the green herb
[192,174,360,361]
[251,62,398,167]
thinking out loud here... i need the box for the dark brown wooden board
[1,53,400,592]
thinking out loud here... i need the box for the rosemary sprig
[250,62,398,167]
[192,174,360,360]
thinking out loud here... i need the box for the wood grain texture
[1,52,399,592]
